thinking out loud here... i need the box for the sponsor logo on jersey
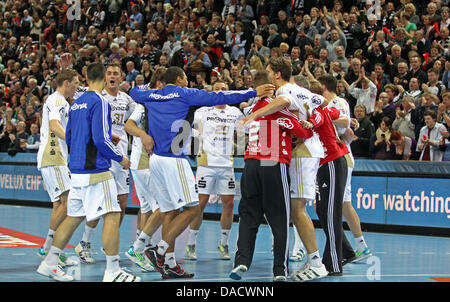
[70,103,87,111]
[277,118,294,129]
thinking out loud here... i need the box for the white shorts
[290,157,320,200]
[196,166,236,195]
[131,169,159,214]
[344,167,353,203]
[149,154,199,213]
[67,177,121,222]
[40,166,71,202]
[110,160,130,195]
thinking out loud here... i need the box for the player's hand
[300,120,314,129]
[111,134,120,146]
[237,115,254,131]
[255,84,275,98]
[350,118,359,130]
[141,134,154,155]
[120,156,131,169]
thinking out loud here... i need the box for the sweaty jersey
[129,84,258,159]
[276,83,325,158]
[66,91,123,174]
[129,104,150,170]
[101,89,136,155]
[37,91,69,169]
[194,105,244,168]
[245,97,313,165]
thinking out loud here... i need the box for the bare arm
[239,96,291,127]
[49,120,66,140]
[124,119,154,154]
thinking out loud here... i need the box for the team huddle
[35,54,372,282]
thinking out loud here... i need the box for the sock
[165,252,176,268]
[308,250,322,268]
[45,246,62,266]
[157,240,169,256]
[292,226,304,253]
[81,225,95,243]
[105,255,120,273]
[135,229,141,241]
[355,236,368,252]
[220,229,230,246]
[133,232,150,253]
[42,229,55,252]
[187,229,199,246]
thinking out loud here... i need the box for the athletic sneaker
[185,244,197,260]
[75,241,95,264]
[125,246,155,272]
[217,243,231,260]
[144,246,165,274]
[342,255,358,266]
[37,247,77,267]
[273,275,287,282]
[103,269,141,282]
[37,261,74,282]
[229,264,248,280]
[351,247,373,263]
[291,263,328,281]
[161,264,194,279]
[59,253,79,266]
[289,248,306,262]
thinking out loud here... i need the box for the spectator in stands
[411,94,440,140]
[397,77,423,105]
[408,55,428,85]
[373,63,391,93]
[369,116,394,160]
[8,121,28,154]
[351,105,375,158]
[266,24,282,49]
[125,61,139,83]
[349,68,378,115]
[423,68,446,98]
[129,4,143,30]
[25,122,40,153]
[417,110,446,161]
[438,92,450,127]
[0,121,15,152]
[389,130,417,160]
[439,130,450,161]
[371,91,396,129]
[393,95,416,140]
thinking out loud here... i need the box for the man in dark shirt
[351,104,376,158]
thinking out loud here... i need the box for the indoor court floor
[0,204,449,283]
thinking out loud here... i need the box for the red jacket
[308,106,349,165]
[245,97,313,165]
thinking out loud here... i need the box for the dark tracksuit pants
[315,155,349,274]
[234,159,291,277]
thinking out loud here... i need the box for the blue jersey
[130,84,257,158]
[66,91,124,174]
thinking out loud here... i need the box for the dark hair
[253,70,271,87]
[317,74,337,93]
[268,57,292,82]
[150,67,167,88]
[86,62,106,83]
[55,69,78,87]
[164,66,185,84]
[381,116,393,128]
[424,109,437,120]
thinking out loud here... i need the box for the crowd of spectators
[0,0,449,161]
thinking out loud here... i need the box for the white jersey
[194,105,244,167]
[276,83,324,158]
[101,89,136,155]
[327,96,354,167]
[37,91,70,169]
[129,104,150,170]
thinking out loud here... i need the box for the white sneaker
[58,253,79,266]
[185,244,197,260]
[289,248,306,262]
[291,263,328,281]
[273,275,287,282]
[75,241,95,264]
[103,269,141,282]
[37,261,74,282]
[229,264,248,280]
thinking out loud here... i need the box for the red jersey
[245,97,313,165]
[308,106,349,165]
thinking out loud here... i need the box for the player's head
[213,80,228,92]
[317,74,337,93]
[266,57,292,88]
[150,67,167,89]
[253,70,272,88]
[309,80,323,95]
[164,66,188,87]
[86,62,106,88]
[55,68,79,99]
[105,63,123,91]
[293,74,310,89]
